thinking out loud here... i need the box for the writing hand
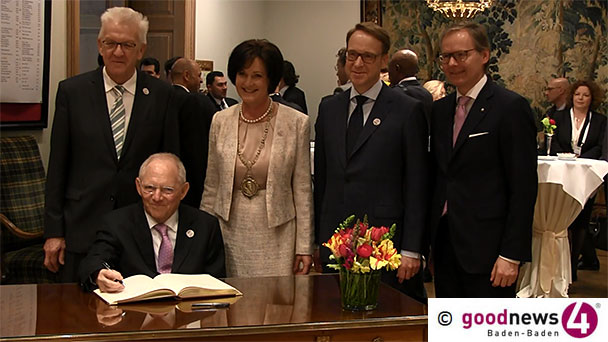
[97,269,125,293]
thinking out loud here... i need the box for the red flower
[339,228,353,240]
[358,222,369,237]
[338,244,353,258]
[371,226,389,241]
[549,119,556,125]
[357,244,373,258]
[343,255,354,269]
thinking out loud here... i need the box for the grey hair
[138,153,187,184]
[98,7,149,44]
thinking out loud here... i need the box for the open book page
[153,274,242,299]
[94,274,174,305]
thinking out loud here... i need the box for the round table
[517,157,608,298]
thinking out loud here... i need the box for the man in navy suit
[388,49,433,127]
[429,22,537,297]
[314,22,429,302]
[44,7,179,282]
[79,153,225,292]
[170,58,216,208]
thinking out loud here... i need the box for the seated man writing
[80,153,226,292]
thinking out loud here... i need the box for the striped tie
[109,85,126,159]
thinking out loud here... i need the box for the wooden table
[0,274,427,341]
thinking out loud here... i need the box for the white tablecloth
[517,158,608,298]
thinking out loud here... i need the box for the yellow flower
[370,239,401,271]
[351,258,371,273]
[322,233,343,258]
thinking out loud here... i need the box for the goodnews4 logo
[429,299,605,340]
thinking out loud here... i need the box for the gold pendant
[241,175,259,198]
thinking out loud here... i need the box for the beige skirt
[219,189,296,277]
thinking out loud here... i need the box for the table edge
[0,315,428,341]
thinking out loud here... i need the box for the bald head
[388,49,419,85]
[545,77,569,107]
[171,58,202,93]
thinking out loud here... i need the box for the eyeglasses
[437,49,475,65]
[101,40,137,51]
[138,180,177,196]
[346,50,380,64]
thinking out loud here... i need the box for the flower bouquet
[541,117,556,135]
[541,117,557,155]
[323,215,401,311]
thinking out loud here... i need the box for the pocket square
[468,132,489,138]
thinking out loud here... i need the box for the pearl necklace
[239,98,273,123]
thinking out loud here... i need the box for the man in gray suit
[44,7,179,282]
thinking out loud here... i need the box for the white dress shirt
[103,67,137,138]
[455,74,487,112]
[144,210,179,265]
[348,79,383,125]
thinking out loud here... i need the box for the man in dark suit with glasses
[314,22,429,303]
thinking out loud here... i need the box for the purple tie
[154,223,173,274]
[453,96,471,146]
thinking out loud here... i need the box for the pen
[101,262,124,285]
[191,302,230,309]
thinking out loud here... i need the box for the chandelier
[426,0,493,19]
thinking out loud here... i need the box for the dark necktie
[346,95,367,155]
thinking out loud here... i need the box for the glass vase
[339,269,381,311]
[545,133,553,156]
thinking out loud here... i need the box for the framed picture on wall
[361,0,382,24]
[0,0,52,130]
[197,59,214,93]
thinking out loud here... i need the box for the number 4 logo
[562,302,598,338]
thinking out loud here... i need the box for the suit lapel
[172,205,194,272]
[560,111,573,148]
[122,71,150,162]
[266,105,285,226]
[452,81,493,155]
[348,85,390,159]
[131,203,158,272]
[437,93,456,169]
[333,90,350,169]
[91,69,120,164]
[216,108,238,221]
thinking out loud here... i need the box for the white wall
[194,0,360,131]
[264,0,359,123]
[3,0,67,170]
[195,0,267,99]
